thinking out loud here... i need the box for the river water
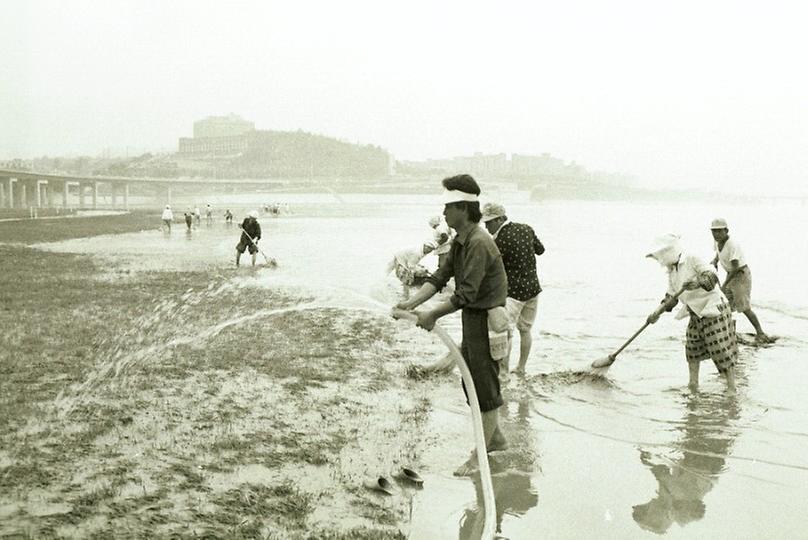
[42,191,808,539]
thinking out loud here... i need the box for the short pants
[459,308,504,412]
[236,239,258,254]
[685,302,737,372]
[722,266,752,312]
[505,295,539,332]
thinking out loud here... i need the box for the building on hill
[511,153,566,177]
[233,130,392,178]
[178,117,393,178]
[178,134,250,156]
[193,114,255,138]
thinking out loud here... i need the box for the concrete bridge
[0,170,290,210]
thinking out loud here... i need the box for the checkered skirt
[685,302,737,372]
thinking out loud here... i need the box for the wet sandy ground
[9,197,808,539]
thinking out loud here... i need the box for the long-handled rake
[591,287,686,370]
[239,226,277,267]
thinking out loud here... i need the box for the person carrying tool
[645,233,738,393]
[709,218,772,344]
[396,174,509,476]
[236,210,262,267]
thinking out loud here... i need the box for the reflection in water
[458,393,540,539]
[633,393,740,534]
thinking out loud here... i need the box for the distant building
[511,153,565,177]
[177,117,392,178]
[178,134,251,156]
[193,114,255,139]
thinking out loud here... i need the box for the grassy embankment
[0,212,437,538]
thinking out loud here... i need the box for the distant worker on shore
[482,202,545,379]
[645,233,737,393]
[194,206,201,226]
[161,205,173,232]
[224,209,233,225]
[236,210,262,267]
[709,218,772,344]
[205,204,213,224]
[387,246,432,299]
[424,215,453,269]
[184,210,193,231]
[396,174,509,476]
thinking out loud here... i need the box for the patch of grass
[306,527,406,540]
[0,218,427,538]
[213,481,313,527]
[0,210,159,244]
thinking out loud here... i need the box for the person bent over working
[236,210,262,267]
[387,247,432,299]
[646,233,737,393]
[396,174,509,476]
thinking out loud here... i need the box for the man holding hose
[396,174,509,476]
[646,233,737,393]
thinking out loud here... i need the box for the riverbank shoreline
[0,215,440,538]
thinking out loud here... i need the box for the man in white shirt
[161,205,173,232]
[646,234,737,392]
[710,218,772,344]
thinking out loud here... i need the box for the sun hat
[428,216,441,228]
[710,218,728,230]
[248,210,259,218]
[646,233,682,263]
[481,202,506,222]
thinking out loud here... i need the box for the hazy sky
[2,0,806,194]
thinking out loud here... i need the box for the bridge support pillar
[92,182,98,209]
[123,183,129,210]
[7,178,14,209]
[111,183,117,208]
[36,180,47,208]
[0,180,4,209]
[46,181,54,208]
[62,180,69,208]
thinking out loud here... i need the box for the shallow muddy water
[38,193,808,538]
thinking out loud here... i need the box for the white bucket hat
[646,233,682,266]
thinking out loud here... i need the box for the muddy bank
[0,243,446,538]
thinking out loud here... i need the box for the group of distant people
[160,203,268,233]
[263,202,290,216]
[392,174,770,475]
[159,204,270,268]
